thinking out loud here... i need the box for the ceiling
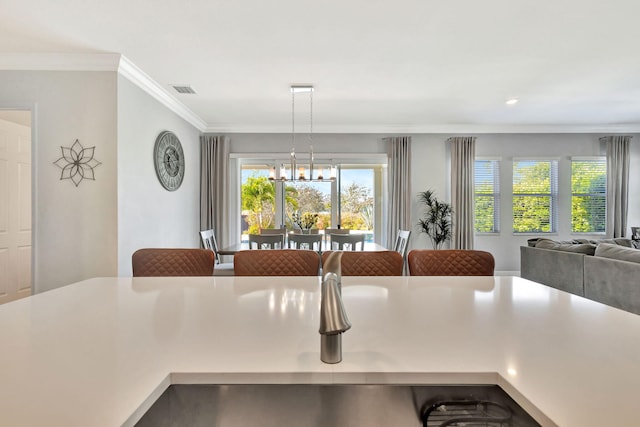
[1,0,640,133]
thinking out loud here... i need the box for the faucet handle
[319,272,351,335]
[322,251,343,289]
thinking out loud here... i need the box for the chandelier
[269,85,336,182]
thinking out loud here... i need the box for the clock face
[153,131,185,191]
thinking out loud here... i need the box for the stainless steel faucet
[319,251,351,364]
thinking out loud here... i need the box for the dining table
[218,240,387,255]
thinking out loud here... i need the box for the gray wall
[226,132,640,273]
[0,71,118,292]
[0,70,202,290]
[2,67,637,283]
[116,76,202,276]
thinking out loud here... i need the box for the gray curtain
[384,136,411,248]
[449,136,476,249]
[601,135,631,238]
[200,135,230,249]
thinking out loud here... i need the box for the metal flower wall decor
[53,139,102,187]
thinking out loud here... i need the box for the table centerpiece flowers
[291,211,319,233]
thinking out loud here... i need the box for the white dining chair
[248,233,285,249]
[288,233,323,251]
[393,230,411,258]
[329,233,365,251]
[200,229,235,276]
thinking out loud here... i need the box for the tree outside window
[512,160,558,233]
[241,174,278,234]
[571,158,606,233]
[240,161,381,242]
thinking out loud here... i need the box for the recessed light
[505,98,518,105]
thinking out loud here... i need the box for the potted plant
[417,189,453,249]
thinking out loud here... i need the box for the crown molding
[117,56,207,131]
[0,53,207,132]
[203,122,640,134]
[2,54,639,135]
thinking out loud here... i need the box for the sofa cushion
[594,243,640,264]
[574,238,634,248]
[534,238,596,255]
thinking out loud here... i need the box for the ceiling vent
[172,85,196,94]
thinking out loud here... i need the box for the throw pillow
[594,243,640,264]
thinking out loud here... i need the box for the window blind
[571,157,606,233]
[512,159,558,233]
[474,159,500,233]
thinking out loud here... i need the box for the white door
[0,113,32,304]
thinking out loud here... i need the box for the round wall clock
[153,131,185,191]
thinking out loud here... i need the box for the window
[474,159,500,233]
[571,157,606,233]
[240,164,276,235]
[337,165,381,242]
[512,159,558,233]
[239,156,385,242]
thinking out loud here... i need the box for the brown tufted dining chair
[322,251,404,276]
[407,250,495,276]
[132,248,215,277]
[234,249,321,276]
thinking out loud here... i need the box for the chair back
[325,228,350,235]
[322,251,403,276]
[132,248,214,277]
[234,250,321,276]
[260,227,287,235]
[248,233,285,249]
[199,229,221,264]
[407,250,495,276]
[288,233,323,251]
[393,230,411,258]
[291,228,320,234]
[330,233,365,251]
[323,228,349,244]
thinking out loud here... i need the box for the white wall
[116,76,202,276]
[226,132,640,272]
[0,71,118,292]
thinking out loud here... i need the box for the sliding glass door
[240,158,385,243]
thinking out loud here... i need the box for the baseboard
[496,270,520,277]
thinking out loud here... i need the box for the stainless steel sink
[136,384,541,426]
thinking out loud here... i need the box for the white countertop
[1,276,639,426]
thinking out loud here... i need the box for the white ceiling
[1,0,640,133]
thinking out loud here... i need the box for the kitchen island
[0,275,638,426]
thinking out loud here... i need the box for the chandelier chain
[291,88,295,152]
[309,88,313,145]
[269,85,334,182]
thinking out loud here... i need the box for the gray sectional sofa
[520,238,640,315]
